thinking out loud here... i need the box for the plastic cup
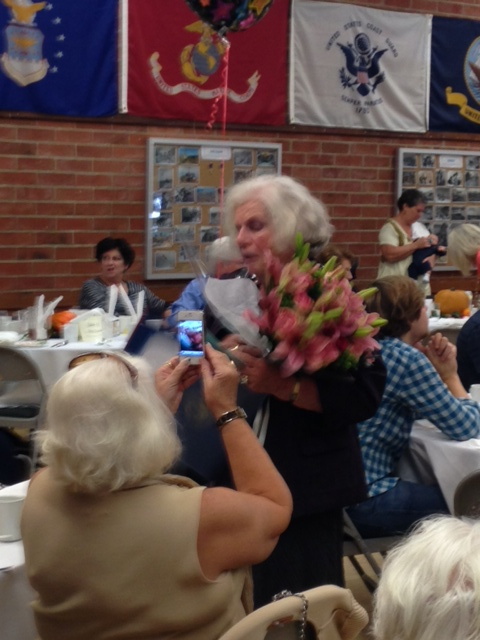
[0,495,25,542]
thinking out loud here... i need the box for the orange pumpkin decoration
[51,310,77,332]
[433,289,470,316]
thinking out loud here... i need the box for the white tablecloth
[398,420,480,513]
[14,336,127,388]
[0,481,36,640]
[428,317,468,344]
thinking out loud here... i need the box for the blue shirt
[167,279,205,328]
[457,311,480,390]
[357,337,480,497]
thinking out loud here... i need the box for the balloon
[185,0,274,35]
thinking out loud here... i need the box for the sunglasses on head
[68,352,139,388]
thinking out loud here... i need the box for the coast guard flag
[290,0,431,132]
[430,16,480,133]
[0,0,117,117]
[123,0,289,126]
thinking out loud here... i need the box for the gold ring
[230,345,239,352]
[167,360,175,369]
[240,374,249,385]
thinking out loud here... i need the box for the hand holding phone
[176,311,205,365]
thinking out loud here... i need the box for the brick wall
[1,0,480,312]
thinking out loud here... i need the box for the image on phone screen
[177,319,204,362]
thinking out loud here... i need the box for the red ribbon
[206,37,230,217]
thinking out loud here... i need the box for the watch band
[216,407,247,429]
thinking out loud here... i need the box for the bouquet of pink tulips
[244,235,387,377]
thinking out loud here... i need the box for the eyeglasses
[68,351,139,388]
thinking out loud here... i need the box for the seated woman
[318,244,358,283]
[347,275,480,537]
[167,236,244,329]
[78,236,166,318]
[21,345,292,640]
[373,516,480,640]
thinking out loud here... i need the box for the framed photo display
[145,138,282,279]
[396,147,480,269]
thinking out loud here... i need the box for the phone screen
[177,318,204,362]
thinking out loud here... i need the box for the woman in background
[318,244,358,283]
[78,236,166,318]
[377,189,441,295]
[447,222,480,275]
[347,276,480,538]
[447,223,480,391]
[21,346,292,640]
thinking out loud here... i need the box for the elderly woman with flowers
[216,174,387,608]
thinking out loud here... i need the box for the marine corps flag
[430,16,480,133]
[290,0,430,132]
[123,0,289,126]
[0,0,117,116]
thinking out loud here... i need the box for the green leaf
[318,256,337,277]
[303,312,325,339]
[370,317,388,328]
[323,307,344,321]
[357,287,378,300]
[353,326,376,337]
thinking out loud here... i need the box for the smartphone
[176,311,205,364]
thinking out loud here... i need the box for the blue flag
[430,16,480,133]
[0,0,117,117]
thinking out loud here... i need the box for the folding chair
[343,510,401,593]
[453,470,480,518]
[0,346,46,480]
[219,585,368,640]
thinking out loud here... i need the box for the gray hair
[39,356,181,493]
[373,516,480,640]
[447,223,480,275]
[222,175,333,260]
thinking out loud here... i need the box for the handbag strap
[386,218,406,247]
[272,590,309,640]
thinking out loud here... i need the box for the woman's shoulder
[81,277,104,289]
[125,280,151,294]
[381,337,424,364]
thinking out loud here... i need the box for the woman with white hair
[167,235,244,328]
[373,516,480,640]
[447,222,480,275]
[217,174,387,607]
[21,346,292,640]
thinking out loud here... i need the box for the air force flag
[290,0,431,132]
[0,0,117,117]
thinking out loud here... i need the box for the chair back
[343,510,402,592]
[218,585,368,640]
[0,346,47,474]
[453,470,480,518]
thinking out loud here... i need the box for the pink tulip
[273,308,305,341]
[294,290,315,314]
[280,347,306,377]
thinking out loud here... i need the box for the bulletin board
[396,147,480,269]
[145,138,282,279]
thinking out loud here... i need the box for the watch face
[217,407,246,428]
